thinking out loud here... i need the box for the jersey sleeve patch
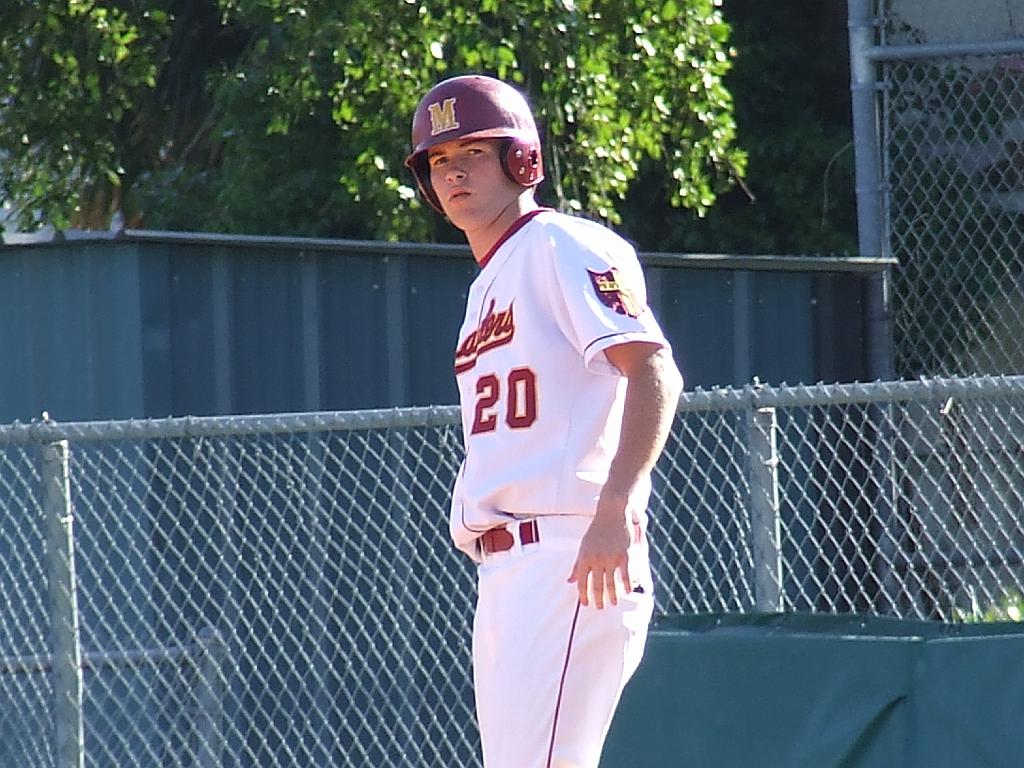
[587,267,643,318]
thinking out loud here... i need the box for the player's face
[427,138,526,235]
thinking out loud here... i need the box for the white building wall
[888,0,1024,43]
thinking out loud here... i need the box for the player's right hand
[568,512,632,609]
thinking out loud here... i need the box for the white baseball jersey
[449,208,670,559]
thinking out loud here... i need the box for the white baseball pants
[472,515,654,768]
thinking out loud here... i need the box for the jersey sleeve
[543,222,669,375]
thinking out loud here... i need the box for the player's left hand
[568,509,632,609]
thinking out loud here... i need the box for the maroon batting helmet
[404,75,544,212]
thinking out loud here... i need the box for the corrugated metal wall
[0,230,891,423]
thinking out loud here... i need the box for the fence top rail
[2,376,1023,444]
[0,405,463,444]
[867,38,1024,62]
[681,375,1024,412]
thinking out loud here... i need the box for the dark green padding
[601,613,1024,768]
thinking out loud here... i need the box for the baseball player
[405,75,683,768]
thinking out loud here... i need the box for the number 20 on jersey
[471,367,538,434]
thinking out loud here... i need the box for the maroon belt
[480,520,540,555]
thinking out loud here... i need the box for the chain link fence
[3,376,1024,766]
[874,1,1024,376]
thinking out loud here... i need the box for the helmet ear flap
[502,138,543,187]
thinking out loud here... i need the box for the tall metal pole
[848,3,899,615]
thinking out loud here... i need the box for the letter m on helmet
[428,98,460,136]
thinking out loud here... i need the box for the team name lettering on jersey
[428,97,459,136]
[454,299,515,374]
[588,268,641,318]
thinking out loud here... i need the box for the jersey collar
[477,208,550,270]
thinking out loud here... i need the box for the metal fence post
[41,438,85,768]
[195,625,225,768]
[749,406,783,612]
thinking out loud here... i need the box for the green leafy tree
[0,1,250,229]
[0,1,158,227]
[621,1,858,254]
[1,0,745,241]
